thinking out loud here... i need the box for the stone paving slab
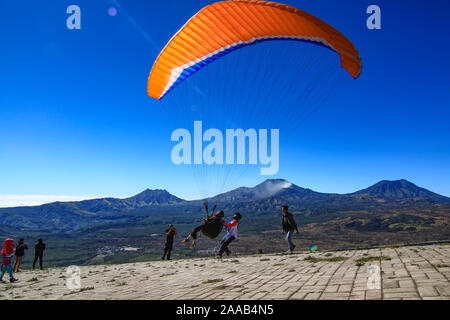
[1,244,449,300]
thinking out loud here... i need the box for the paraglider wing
[147,0,362,100]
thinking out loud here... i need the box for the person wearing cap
[281,205,299,253]
[162,224,177,260]
[216,213,242,259]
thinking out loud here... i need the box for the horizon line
[0,178,448,208]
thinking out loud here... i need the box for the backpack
[201,216,224,239]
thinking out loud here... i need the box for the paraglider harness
[200,202,224,239]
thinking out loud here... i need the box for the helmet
[233,212,242,221]
[216,210,225,218]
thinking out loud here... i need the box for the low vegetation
[355,255,391,266]
[202,278,223,284]
[304,256,348,263]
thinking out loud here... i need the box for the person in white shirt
[216,213,242,258]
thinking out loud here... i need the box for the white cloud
[0,195,102,208]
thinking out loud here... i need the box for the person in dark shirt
[281,206,299,253]
[32,238,45,270]
[162,225,177,260]
[13,238,28,272]
[182,210,225,248]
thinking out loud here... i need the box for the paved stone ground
[1,244,449,300]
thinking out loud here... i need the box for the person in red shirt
[216,213,242,259]
[1,238,18,283]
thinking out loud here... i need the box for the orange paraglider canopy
[147,0,362,100]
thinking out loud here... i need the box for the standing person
[281,206,299,253]
[162,224,177,260]
[13,238,28,272]
[216,213,242,259]
[1,238,18,283]
[32,238,45,270]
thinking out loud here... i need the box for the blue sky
[1,0,449,204]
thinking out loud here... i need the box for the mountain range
[0,179,448,233]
